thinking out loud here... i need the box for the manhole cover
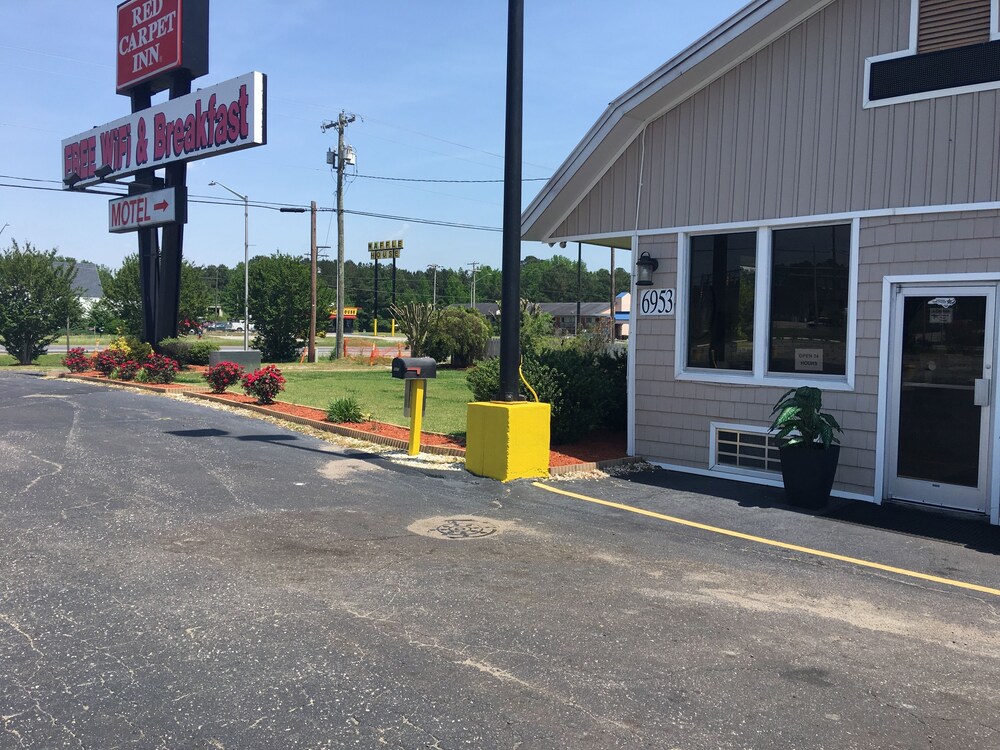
[408,515,502,540]
[432,518,498,539]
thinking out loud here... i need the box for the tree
[424,307,492,368]
[389,302,438,357]
[101,254,215,338]
[0,241,82,364]
[245,253,335,361]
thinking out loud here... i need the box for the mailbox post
[391,357,437,456]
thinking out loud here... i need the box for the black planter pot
[778,443,841,509]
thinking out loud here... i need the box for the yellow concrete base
[465,401,551,481]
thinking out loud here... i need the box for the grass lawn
[1,354,472,436]
[182,364,473,436]
[0,354,67,368]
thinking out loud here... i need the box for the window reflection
[768,224,850,376]
[687,232,756,371]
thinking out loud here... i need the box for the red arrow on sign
[153,200,169,212]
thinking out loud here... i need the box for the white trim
[862,0,1000,109]
[674,218,857,389]
[600,201,1000,241]
[877,273,1000,524]
[909,0,920,51]
[673,232,689,382]
[627,231,640,458]
[645,459,877,503]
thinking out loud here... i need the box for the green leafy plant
[242,364,286,404]
[158,336,221,365]
[424,307,492,368]
[769,386,843,448]
[204,361,245,393]
[326,396,365,423]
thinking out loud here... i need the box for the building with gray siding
[523,0,1000,524]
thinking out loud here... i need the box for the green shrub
[466,346,627,444]
[326,396,364,423]
[424,308,492,368]
[158,336,221,365]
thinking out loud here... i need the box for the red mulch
[549,430,628,467]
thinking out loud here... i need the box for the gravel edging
[185,391,466,457]
[58,373,639,476]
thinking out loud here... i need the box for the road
[2,372,1000,748]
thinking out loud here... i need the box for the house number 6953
[639,288,675,316]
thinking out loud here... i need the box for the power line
[0,178,503,232]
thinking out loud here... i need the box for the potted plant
[769,386,843,509]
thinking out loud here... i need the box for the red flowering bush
[204,361,245,393]
[113,359,142,381]
[142,353,179,384]
[94,348,129,376]
[63,347,92,373]
[242,364,286,404]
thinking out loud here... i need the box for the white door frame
[877,275,1000,522]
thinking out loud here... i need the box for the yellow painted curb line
[532,482,1000,598]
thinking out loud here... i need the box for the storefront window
[687,232,757,371]
[768,224,850,375]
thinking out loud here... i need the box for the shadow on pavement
[619,467,1000,555]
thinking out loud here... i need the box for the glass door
[887,287,995,513]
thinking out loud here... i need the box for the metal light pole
[499,0,524,401]
[0,223,9,240]
[209,180,250,350]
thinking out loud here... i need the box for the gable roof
[55,260,104,299]
[521,0,831,243]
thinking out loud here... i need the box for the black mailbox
[391,356,437,380]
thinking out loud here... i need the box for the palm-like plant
[769,386,843,448]
[390,302,439,358]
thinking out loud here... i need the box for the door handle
[974,378,991,406]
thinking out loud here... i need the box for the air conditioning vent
[713,425,782,476]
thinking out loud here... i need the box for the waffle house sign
[369,240,403,260]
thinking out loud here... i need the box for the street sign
[108,187,186,233]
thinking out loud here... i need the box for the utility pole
[309,200,318,362]
[322,110,356,359]
[468,261,481,310]
[427,264,440,306]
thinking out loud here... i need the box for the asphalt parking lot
[2,372,999,749]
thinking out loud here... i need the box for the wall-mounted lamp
[635,251,659,286]
[62,172,81,188]
[94,164,114,180]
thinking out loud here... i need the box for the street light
[0,223,9,241]
[209,181,250,351]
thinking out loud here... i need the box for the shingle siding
[555,0,1000,239]
[633,210,1000,498]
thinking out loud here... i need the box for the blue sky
[0,1,746,275]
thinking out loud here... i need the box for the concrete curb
[59,373,635,475]
[185,391,467,457]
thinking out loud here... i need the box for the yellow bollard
[373,319,378,337]
[391,319,396,336]
[408,378,425,456]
